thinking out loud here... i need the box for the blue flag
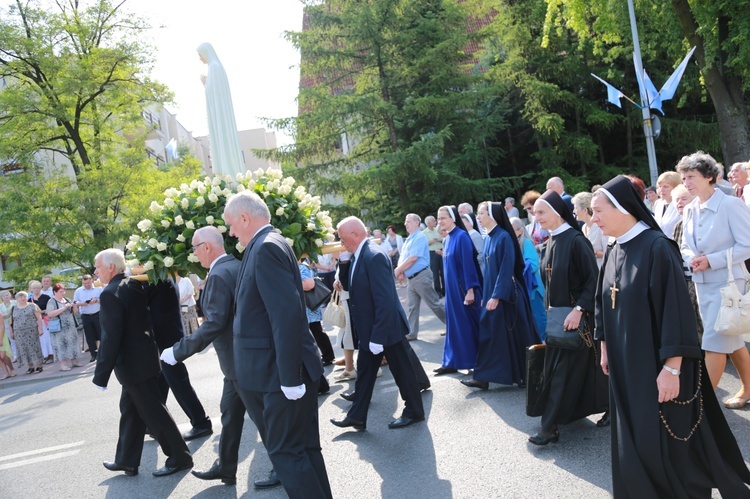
[643,70,663,115]
[591,74,624,108]
[659,47,696,102]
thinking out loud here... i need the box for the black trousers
[429,251,444,296]
[81,313,101,356]
[309,321,334,363]
[157,361,211,430]
[115,377,191,469]
[217,378,246,474]
[236,375,332,499]
[349,337,424,424]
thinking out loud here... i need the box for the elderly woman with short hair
[45,283,81,371]
[572,192,607,268]
[10,291,45,374]
[653,171,682,238]
[678,151,750,409]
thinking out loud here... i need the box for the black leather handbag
[545,306,584,349]
[304,277,332,311]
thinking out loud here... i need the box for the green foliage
[0,0,182,285]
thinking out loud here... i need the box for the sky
[122,0,304,146]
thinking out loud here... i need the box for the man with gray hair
[546,176,574,211]
[505,197,519,218]
[224,190,331,498]
[93,248,192,477]
[458,202,474,216]
[395,213,446,340]
[730,162,749,200]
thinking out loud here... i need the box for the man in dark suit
[223,191,332,499]
[160,226,279,489]
[331,216,425,431]
[93,248,192,477]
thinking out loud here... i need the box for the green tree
[0,0,193,284]
[270,0,519,225]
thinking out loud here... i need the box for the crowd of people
[6,153,750,497]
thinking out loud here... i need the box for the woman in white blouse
[572,192,607,268]
[653,171,682,238]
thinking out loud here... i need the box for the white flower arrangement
[127,168,335,282]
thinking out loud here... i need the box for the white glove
[281,384,306,400]
[94,384,107,392]
[160,347,177,366]
[369,342,384,355]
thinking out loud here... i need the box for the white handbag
[715,249,750,336]
[322,290,346,328]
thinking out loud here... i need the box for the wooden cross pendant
[610,281,619,309]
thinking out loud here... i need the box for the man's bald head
[337,216,367,252]
[546,176,564,195]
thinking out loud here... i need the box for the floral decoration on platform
[126,168,335,283]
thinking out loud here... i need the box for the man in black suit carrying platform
[93,248,192,477]
[331,216,425,431]
[223,190,332,499]
[160,226,279,489]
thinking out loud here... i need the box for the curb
[0,363,96,391]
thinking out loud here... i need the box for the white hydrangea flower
[246,180,256,190]
[126,258,140,268]
[181,198,189,209]
[143,261,155,271]
[129,234,141,242]
[149,201,162,213]
[185,220,195,229]
[180,183,190,193]
[174,215,184,225]
[253,168,265,178]
[208,193,219,203]
[190,179,202,190]
[307,222,316,231]
[285,237,294,247]
[137,219,152,232]
[315,239,323,247]
[236,172,246,182]
[236,242,245,252]
[197,184,207,194]
[267,168,283,180]
[276,207,285,216]
[282,176,295,186]
[165,187,180,198]
[275,228,282,234]
[206,215,215,225]
[195,196,205,207]
[211,185,222,195]
[126,240,137,251]
[326,233,336,242]
[212,176,223,186]
[147,238,158,248]
[218,225,227,233]
[204,176,212,184]
[164,197,175,208]
[156,242,167,252]
[176,234,186,242]
[236,184,246,192]
[163,256,174,267]
[222,188,232,197]
[278,184,292,196]
[161,220,170,228]
[187,254,200,263]
[267,179,280,192]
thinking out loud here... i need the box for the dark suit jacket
[234,226,323,391]
[93,274,160,387]
[173,254,240,380]
[146,279,184,351]
[348,241,409,347]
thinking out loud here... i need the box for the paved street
[3,289,750,498]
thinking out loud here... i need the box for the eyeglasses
[191,242,206,251]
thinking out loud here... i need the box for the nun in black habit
[592,175,750,498]
[528,190,608,445]
[461,202,540,390]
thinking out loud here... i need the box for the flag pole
[628,0,659,187]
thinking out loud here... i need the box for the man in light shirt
[73,274,103,362]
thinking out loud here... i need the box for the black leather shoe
[103,461,138,476]
[340,391,356,402]
[433,366,457,376]
[528,430,560,446]
[254,469,281,489]
[182,426,213,441]
[330,416,366,431]
[153,461,193,477]
[596,411,611,428]
[420,383,431,392]
[191,463,236,484]
[388,415,425,429]
[461,379,489,390]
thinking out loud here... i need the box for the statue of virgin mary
[197,42,245,177]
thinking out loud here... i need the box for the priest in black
[528,190,608,445]
[592,175,750,498]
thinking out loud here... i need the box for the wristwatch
[662,365,681,376]
[574,305,584,312]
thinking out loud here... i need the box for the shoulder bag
[304,276,332,311]
[715,248,750,336]
[322,289,346,328]
[48,299,62,333]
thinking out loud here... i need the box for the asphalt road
[2,294,750,498]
